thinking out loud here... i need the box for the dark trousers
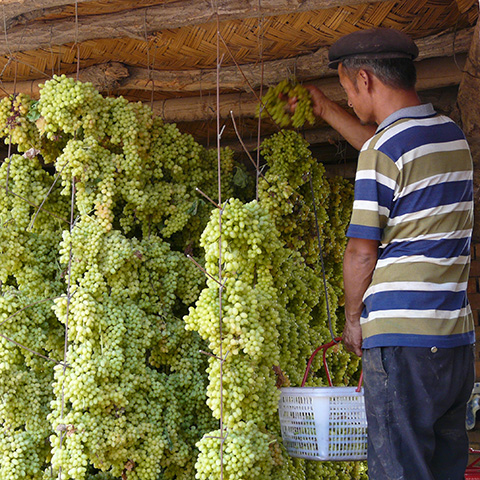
[363,345,475,480]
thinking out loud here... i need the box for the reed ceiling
[0,0,478,150]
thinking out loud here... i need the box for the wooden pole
[153,55,466,122]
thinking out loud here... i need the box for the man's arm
[343,237,379,356]
[291,86,376,150]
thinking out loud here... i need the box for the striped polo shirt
[347,103,475,349]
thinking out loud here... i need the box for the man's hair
[341,57,417,90]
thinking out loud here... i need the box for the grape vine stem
[229,111,271,186]
[195,187,221,210]
[0,294,68,329]
[186,254,224,287]
[1,184,70,224]
[28,160,70,231]
[216,10,226,480]
[0,332,68,367]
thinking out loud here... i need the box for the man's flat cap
[328,28,419,69]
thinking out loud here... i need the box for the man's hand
[289,84,376,150]
[305,85,331,118]
[288,85,330,119]
[343,237,379,358]
[342,319,363,357]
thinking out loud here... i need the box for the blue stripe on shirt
[391,181,473,217]
[379,237,471,259]
[347,224,382,241]
[354,179,394,207]
[363,290,468,312]
[362,331,475,349]
[378,122,467,161]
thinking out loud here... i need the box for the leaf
[187,199,199,216]
[35,117,47,135]
[27,101,41,122]
[233,166,249,188]
[23,148,41,159]
[187,198,205,216]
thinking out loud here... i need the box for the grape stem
[1,184,70,224]
[0,294,68,329]
[195,187,221,210]
[229,111,271,186]
[186,254,224,287]
[218,31,281,131]
[205,431,229,442]
[199,349,223,361]
[0,332,69,367]
[28,160,70,232]
[200,349,230,363]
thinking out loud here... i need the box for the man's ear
[357,69,372,92]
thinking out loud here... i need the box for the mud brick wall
[470,244,480,377]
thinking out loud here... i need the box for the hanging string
[309,173,338,344]
[75,0,80,81]
[214,4,226,480]
[255,3,264,200]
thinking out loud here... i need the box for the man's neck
[374,88,422,125]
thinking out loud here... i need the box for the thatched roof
[0,0,478,153]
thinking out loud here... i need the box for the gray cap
[328,28,419,69]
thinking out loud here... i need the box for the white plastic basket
[279,386,368,461]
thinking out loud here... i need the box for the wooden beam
[223,127,342,152]
[153,55,467,122]
[416,27,474,60]
[0,61,129,97]
[0,0,98,30]
[0,0,394,56]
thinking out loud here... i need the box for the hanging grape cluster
[0,75,363,480]
[185,128,363,479]
[0,152,66,480]
[0,76,241,480]
[257,79,315,128]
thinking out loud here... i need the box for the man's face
[338,63,373,125]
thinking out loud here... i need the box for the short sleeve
[347,149,400,241]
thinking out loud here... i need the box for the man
[299,28,475,479]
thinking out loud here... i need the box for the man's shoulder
[362,114,467,161]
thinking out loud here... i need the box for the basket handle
[468,448,480,469]
[301,337,363,392]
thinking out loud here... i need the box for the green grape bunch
[257,79,316,129]
[0,73,364,480]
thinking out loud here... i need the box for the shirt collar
[376,103,437,133]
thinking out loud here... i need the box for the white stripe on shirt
[384,229,472,246]
[362,116,452,152]
[376,255,471,269]
[394,171,473,200]
[353,200,390,217]
[355,169,398,191]
[364,281,468,298]
[360,306,472,324]
[396,140,470,170]
[387,202,473,227]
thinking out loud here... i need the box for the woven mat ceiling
[1,0,477,83]
[0,0,478,146]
